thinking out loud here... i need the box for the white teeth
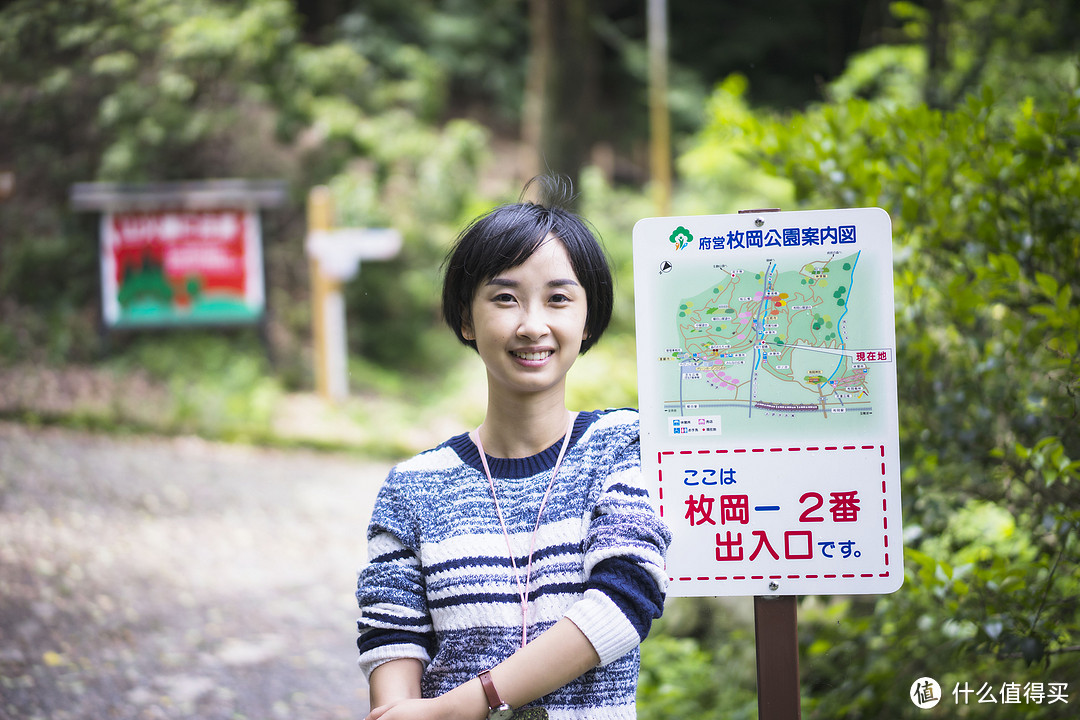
[514,351,551,361]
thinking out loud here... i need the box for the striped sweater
[356,408,670,719]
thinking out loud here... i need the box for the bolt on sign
[71,180,286,328]
[633,208,903,597]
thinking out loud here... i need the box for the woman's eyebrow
[484,277,580,288]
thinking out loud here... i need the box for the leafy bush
[103,332,283,440]
[680,71,1080,718]
[637,599,758,720]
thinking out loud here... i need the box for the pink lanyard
[472,413,575,649]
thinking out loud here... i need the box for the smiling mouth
[512,350,553,361]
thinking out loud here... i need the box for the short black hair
[442,186,613,355]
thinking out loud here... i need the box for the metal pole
[754,596,801,719]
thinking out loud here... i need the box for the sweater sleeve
[563,419,670,666]
[355,468,435,679]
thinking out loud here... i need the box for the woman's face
[462,235,589,403]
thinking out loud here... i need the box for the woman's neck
[477,392,574,459]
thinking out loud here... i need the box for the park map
[635,209,897,445]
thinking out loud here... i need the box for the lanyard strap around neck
[473,413,575,649]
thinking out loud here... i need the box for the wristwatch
[478,670,513,720]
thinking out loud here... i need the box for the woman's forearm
[368,657,424,708]
[365,619,602,719]
[440,617,601,716]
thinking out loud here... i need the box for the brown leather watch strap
[478,670,503,710]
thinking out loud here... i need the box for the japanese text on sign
[655,444,897,595]
[694,224,858,251]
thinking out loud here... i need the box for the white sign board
[633,208,903,597]
[306,228,403,281]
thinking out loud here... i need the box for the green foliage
[676,74,795,214]
[683,69,1080,717]
[0,0,492,380]
[331,116,491,372]
[889,0,1079,108]
[104,332,282,441]
[336,0,528,122]
[638,636,748,720]
[577,166,663,336]
[637,599,758,720]
[824,45,926,106]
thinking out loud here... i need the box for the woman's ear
[461,319,475,342]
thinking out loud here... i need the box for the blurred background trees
[1,0,1077,717]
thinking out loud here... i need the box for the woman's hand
[365,692,484,720]
[365,698,433,720]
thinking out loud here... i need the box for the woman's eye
[550,293,571,304]
[493,293,516,303]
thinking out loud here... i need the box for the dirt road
[0,422,392,720]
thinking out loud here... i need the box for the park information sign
[100,209,266,327]
[71,179,286,330]
[633,208,903,598]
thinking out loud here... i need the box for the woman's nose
[516,305,550,340]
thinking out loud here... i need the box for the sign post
[304,186,401,402]
[71,180,286,330]
[0,169,13,201]
[633,208,904,718]
[755,595,800,719]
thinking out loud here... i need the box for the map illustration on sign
[634,208,903,597]
[636,208,896,444]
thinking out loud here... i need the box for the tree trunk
[520,0,596,197]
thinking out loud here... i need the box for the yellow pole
[308,186,335,400]
[648,0,672,216]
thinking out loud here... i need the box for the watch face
[488,705,514,720]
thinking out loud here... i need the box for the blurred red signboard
[100,208,266,327]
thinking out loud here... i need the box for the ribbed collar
[447,410,599,479]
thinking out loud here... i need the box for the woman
[356,182,670,720]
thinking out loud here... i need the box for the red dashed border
[657,444,892,583]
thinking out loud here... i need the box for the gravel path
[0,422,391,720]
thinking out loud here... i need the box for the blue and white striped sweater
[356,409,670,719]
